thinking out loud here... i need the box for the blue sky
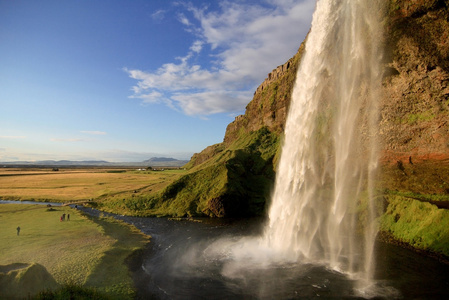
[0,0,314,162]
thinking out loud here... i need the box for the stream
[2,201,448,299]
[77,205,449,299]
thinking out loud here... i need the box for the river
[2,201,448,299]
[76,205,448,299]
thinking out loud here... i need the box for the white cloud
[81,131,107,135]
[151,9,166,22]
[177,12,191,26]
[0,136,26,139]
[172,90,252,116]
[190,40,203,53]
[126,0,315,117]
[50,138,84,142]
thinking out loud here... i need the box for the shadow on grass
[80,213,149,299]
[34,284,110,300]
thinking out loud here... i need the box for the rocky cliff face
[223,42,305,146]
[380,0,449,163]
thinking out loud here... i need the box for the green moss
[386,190,449,202]
[403,111,435,124]
[380,194,449,257]
[269,82,279,108]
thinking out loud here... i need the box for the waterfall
[263,0,383,279]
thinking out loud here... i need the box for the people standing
[16,226,20,236]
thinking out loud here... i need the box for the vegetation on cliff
[378,0,449,259]
[380,194,449,258]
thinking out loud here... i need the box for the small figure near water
[16,226,20,236]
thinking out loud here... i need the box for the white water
[263,0,383,280]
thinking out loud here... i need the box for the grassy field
[0,204,149,299]
[0,167,185,202]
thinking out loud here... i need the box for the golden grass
[0,168,185,202]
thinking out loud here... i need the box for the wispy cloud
[0,136,26,139]
[151,9,166,22]
[177,12,191,26]
[81,131,107,135]
[126,0,315,117]
[50,138,84,142]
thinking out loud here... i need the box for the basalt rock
[380,0,449,163]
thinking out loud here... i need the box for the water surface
[76,207,448,299]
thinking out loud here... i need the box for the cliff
[377,0,449,260]
[380,0,449,162]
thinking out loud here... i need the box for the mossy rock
[380,194,449,258]
[0,263,59,298]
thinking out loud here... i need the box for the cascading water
[263,0,383,281]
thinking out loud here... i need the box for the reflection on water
[0,200,62,206]
[3,202,448,299]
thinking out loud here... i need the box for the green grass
[0,204,149,299]
[35,284,109,300]
[380,194,449,257]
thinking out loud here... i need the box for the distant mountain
[142,157,189,167]
[143,157,176,163]
[0,157,188,167]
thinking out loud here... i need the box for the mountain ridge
[1,157,189,167]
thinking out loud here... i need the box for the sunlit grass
[0,204,149,299]
[0,168,185,202]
